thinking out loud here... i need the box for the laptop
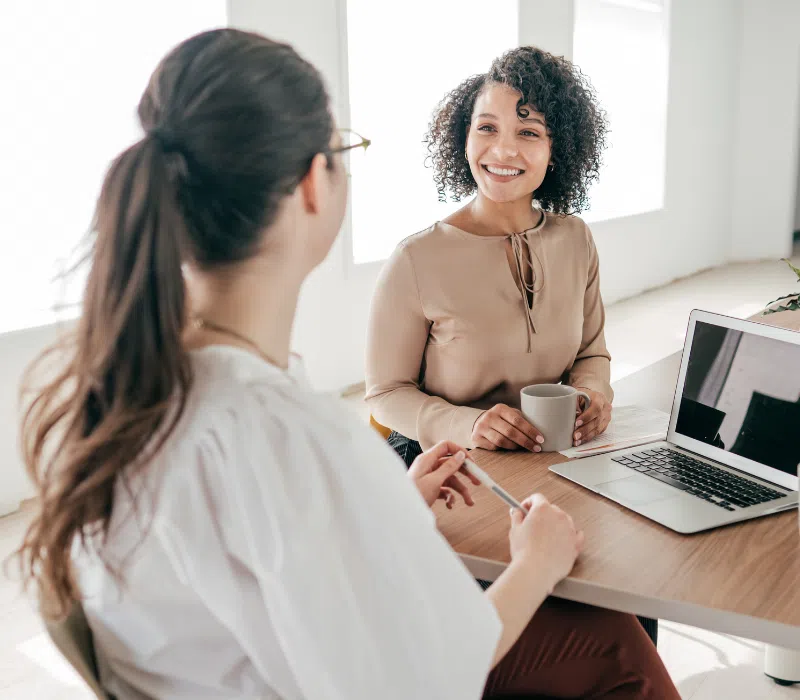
[550,310,799,533]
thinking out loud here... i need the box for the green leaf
[781,258,800,282]
[765,293,799,308]
[764,300,800,315]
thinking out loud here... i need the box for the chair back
[40,591,109,699]
[369,414,392,440]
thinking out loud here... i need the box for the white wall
[795,105,800,233]
[730,0,800,261]
[574,0,742,302]
[519,0,574,57]
[796,146,800,231]
[0,323,66,515]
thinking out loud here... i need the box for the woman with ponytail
[15,29,678,700]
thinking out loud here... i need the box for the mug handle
[576,391,592,413]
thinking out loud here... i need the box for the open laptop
[550,310,799,533]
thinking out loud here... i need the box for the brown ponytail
[14,28,334,618]
[18,135,191,616]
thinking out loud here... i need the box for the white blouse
[75,346,500,700]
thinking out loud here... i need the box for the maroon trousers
[484,598,680,699]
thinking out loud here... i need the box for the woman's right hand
[508,493,584,593]
[471,404,544,452]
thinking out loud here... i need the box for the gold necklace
[192,318,287,370]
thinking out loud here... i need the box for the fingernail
[576,420,583,428]
[534,445,542,453]
[536,435,545,444]
[576,440,582,446]
[455,451,465,461]
[575,432,582,440]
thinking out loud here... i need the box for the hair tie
[148,126,192,183]
[149,126,181,153]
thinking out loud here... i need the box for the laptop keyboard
[612,448,786,511]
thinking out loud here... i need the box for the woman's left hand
[408,440,481,509]
[573,389,612,446]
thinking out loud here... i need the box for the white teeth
[486,165,522,176]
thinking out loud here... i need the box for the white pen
[462,457,527,514]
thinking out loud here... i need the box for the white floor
[2,251,800,699]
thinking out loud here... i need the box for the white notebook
[559,405,670,459]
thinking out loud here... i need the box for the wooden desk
[435,353,800,650]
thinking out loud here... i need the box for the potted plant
[762,259,800,316]
[752,258,800,333]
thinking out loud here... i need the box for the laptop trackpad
[596,475,676,505]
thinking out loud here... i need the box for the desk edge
[461,554,800,650]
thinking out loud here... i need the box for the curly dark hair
[425,46,608,214]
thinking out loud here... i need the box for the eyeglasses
[327,128,371,156]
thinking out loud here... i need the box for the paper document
[559,405,670,459]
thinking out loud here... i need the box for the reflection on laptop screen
[675,320,800,477]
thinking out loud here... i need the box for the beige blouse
[365,213,612,449]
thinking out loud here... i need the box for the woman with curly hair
[366,44,664,652]
[366,46,613,462]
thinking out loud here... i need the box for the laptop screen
[675,320,800,478]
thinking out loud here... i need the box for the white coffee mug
[520,384,591,452]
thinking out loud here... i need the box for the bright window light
[573,0,670,222]
[0,1,226,334]
[346,0,519,265]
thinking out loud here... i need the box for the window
[0,1,226,334]
[346,0,519,264]
[573,0,670,222]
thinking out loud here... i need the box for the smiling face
[465,82,552,204]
